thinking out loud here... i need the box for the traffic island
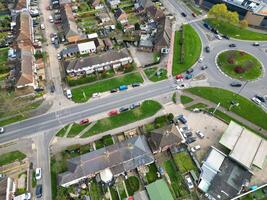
[217,50,262,81]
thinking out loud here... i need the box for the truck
[119,85,128,91]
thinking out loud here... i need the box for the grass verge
[180,95,193,104]
[144,67,167,82]
[205,18,267,41]
[81,100,162,138]
[71,72,144,103]
[0,151,26,166]
[172,24,201,75]
[186,87,267,131]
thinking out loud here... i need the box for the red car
[108,110,118,116]
[176,74,183,79]
[79,119,89,125]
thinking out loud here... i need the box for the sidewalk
[183,91,267,136]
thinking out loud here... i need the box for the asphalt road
[0,80,175,143]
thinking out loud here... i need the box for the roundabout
[216,50,263,81]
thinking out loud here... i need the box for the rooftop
[146,179,174,200]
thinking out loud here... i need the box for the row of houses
[58,124,184,187]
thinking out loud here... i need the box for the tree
[226,11,239,25]
[134,23,140,30]
[239,19,248,29]
[208,4,228,19]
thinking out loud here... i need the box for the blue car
[185,74,193,79]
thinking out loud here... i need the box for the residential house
[15,46,35,88]
[153,16,172,52]
[0,177,15,200]
[103,38,113,50]
[64,48,132,75]
[148,124,183,154]
[61,44,79,57]
[90,0,104,9]
[77,41,96,54]
[96,12,111,23]
[61,4,81,43]
[94,38,105,52]
[13,0,30,12]
[114,8,128,24]
[135,0,153,12]
[58,135,154,187]
[107,0,121,8]
[35,58,45,81]
[146,5,165,22]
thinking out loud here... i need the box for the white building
[77,41,96,55]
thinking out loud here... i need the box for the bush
[227,57,235,64]
[234,66,245,74]
[66,74,97,86]
[167,113,174,121]
[154,115,167,128]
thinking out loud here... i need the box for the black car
[186,68,194,74]
[186,137,197,144]
[255,95,266,103]
[222,35,230,40]
[181,12,187,17]
[177,115,187,124]
[253,42,260,46]
[185,132,193,137]
[230,82,242,87]
[50,84,55,93]
[132,83,141,87]
[229,43,236,48]
[211,28,219,34]
[36,185,42,198]
[205,46,210,53]
[110,88,118,93]
[119,107,129,113]
[130,103,140,109]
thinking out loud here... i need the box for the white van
[49,15,54,23]
[66,89,72,99]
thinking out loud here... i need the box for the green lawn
[0,151,26,166]
[56,123,91,138]
[186,103,208,111]
[81,100,162,138]
[145,163,159,184]
[163,160,189,198]
[56,125,69,137]
[205,18,267,41]
[240,187,267,200]
[109,187,119,200]
[217,50,262,80]
[173,151,198,174]
[71,72,144,103]
[125,176,140,196]
[172,24,202,75]
[0,115,27,126]
[186,87,267,131]
[144,67,167,82]
[180,95,193,104]
[90,179,103,200]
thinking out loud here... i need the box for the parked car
[79,119,89,125]
[132,83,141,87]
[251,97,261,105]
[40,24,45,30]
[198,57,204,63]
[181,12,187,17]
[211,28,219,34]
[201,65,208,70]
[177,115,187,124]
[0,127,5,134]
[130,103,140,109]
[185,74,193,80]
[205,46,210,53]
[253,42,260,46]
[119,85,128,91]
[185,175,194,189]
[222,35,230,40]
[119,107,129,113]
[35,185,42,198]
[175,74,183,79]
[203,23,211,30]
[192,12,196,17]
[66,89,72,99]
[35,168,42,180]
[92,93,101,98]
[215,34,222,40]
[186,137,196,144]
[57,53,62,60]
[185,131,193,137]
[110,88,118,93]
[186,68,194,74]
[196,130,204,139]
[49,15,54,23]
[191,145,201,153]
[255,95,266,103]
[230,82,242,87]
[108,110,118,116]
[229,43,236,48]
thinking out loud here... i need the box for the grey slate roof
[64,48,131,72]
[58,135,154,186]
[61,4,79,38]
[61,44,79,56]
[148,124,182,152]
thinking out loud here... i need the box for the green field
[0,151,26,166]
[172,24,202,75]
[186,87,267,130]
[180,95,193,104]
[71,72,144,103]
[81,100,162,137]
[205,18,267,41]
[173,151,198,174]
[217,50,262,80]
[144,67,168,82]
